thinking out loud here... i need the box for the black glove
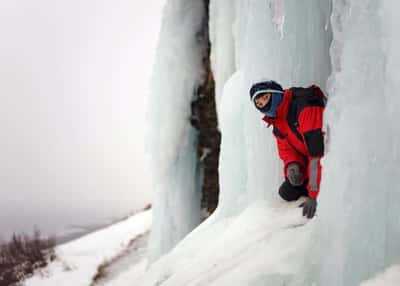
[299,197,317,219]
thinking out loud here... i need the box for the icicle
[270,0,285,39]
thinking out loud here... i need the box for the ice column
[312,0,400,285]
[147,0,206,261]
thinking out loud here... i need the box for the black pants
[278,178,309,201]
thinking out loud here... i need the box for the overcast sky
[0,0,165,239]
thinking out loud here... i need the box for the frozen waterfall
[147,0,206,261]
[146,0,400,285]
[312,0,400,285]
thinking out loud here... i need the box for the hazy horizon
[0,0,165,239]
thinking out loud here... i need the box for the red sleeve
[298,106,324,199]
[273,128,307,178]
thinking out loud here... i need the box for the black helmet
[249,80,283,102]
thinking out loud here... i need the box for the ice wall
[210,0,332,217]
[211,0,400,284]
[308,1,400,285]
[147,0,332,258]
[148,0,400,284]
[147,0,206,261]
[208,0,237,106]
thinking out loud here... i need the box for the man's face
[254,93,272,108]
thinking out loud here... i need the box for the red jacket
[262,85,325,199]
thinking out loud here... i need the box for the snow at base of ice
[360,265,400,286]
[99,259,149,286]
[25,210,151,286]
[138,200,314,286]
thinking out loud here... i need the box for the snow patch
[25,211,151,286]
[360,265,400,286]
[139,200,313,286]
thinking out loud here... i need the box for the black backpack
[287,85,326,142]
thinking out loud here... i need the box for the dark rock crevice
[191,0,221,216]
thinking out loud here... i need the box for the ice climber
[249,80,326,219]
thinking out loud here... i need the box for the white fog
[0,0,164,240]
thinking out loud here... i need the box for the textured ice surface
[215,0,332,218]
[147,0,206,262]
[270,0,285,39]
[209,0,236,106]
[142,0,331,278]
[146,0,400,285]
[307,1,400,285]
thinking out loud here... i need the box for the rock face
[190,0,221,216]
